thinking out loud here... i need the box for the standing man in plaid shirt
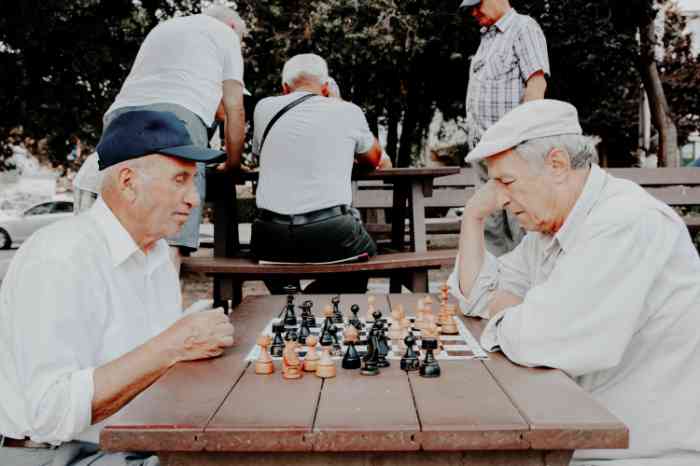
[460,0,550,255]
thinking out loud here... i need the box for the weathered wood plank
[410,360,529,451]
[182,250,456,275]
[101,295,286,452]
[463,319,629,451]
[313,366,419,452]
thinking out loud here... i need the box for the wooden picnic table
[206,166,460,257]
[101,293,628,466]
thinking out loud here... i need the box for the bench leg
[409,270,429,293]
[213,277,244,313]
[389,273,404,293]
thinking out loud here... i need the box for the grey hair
[282,53,329,87]
[514,134,598,170]
[203,5,247,37]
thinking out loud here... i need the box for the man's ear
[117,166,138,203]
[321,82,330,97]
[544,148,571,182]
[282,83,291,95]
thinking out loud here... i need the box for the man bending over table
[0,111,234,466]
[449,99,700,466]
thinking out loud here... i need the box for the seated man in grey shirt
[250,53,384,294]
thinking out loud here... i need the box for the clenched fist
[161,309,235,364]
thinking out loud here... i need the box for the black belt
[257,205,350,226]
[1,436,54,449]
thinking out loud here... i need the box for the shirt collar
[88,198,170,272]
[481,8,517,34]
[546,164,608,254]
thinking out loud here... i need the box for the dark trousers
[251,211,377,294]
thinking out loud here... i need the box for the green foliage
[0,0,698,171]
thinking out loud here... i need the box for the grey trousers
[0,440,158,466]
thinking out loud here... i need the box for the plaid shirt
[465,8,550,145]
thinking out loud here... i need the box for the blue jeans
[104,103,209,251]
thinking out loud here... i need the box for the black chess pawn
[283,300,297,327]
[349,304,364,330]
[270,323,285,358]
[400,334,420,372]
[361,329,381,376]
[376,325,390,368]
[371,309,383,327]
[342,338,361,370]
[419,338,441,378]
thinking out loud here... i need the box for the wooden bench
[355,167,700,239]
[184,169,460,309]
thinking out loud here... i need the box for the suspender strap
[258,93,318,154]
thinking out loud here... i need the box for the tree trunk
[638,9,680,167]
[386,107,400,165]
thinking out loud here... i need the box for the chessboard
[246,312,488,362]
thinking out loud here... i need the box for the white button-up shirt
[0,199,181,445]
[449,164,700,465]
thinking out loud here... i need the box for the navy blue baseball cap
[96,110,226,170]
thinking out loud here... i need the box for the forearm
[224,108,245,169]
[92,333,176,424]
[457,212,487,298]
[522,72,547,102]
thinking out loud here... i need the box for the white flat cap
[465,100,582,163]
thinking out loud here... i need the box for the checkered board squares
[245,315,488,362]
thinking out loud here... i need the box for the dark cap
[96,110,226,170]
[459,0,480,9]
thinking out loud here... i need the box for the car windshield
[24,203,54,216]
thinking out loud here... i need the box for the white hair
[514,134,599,170]
[282,54,329,87]
[101,157,155,196]
[203,5,247,37]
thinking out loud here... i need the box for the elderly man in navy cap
[460,0,550,257]
[450,99,700,465]
[0,111,235,465]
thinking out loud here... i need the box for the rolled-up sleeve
[448,236,533,319]
[12,258,99,443]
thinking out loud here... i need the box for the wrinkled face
[486,149,558,234]
[133,154,199,241]
[470,0,500,27]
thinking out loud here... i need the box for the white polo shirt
[107,14,244,127]
[253,92,375,215]
[0,199,181,445]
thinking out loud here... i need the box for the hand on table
[162,308,235,363]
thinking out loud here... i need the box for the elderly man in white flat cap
[449,99,700,465]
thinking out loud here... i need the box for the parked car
[0,200,74,249]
